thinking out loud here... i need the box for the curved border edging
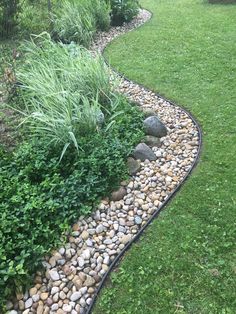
[87,8,203,314]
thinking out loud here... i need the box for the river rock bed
[8,9,200,314]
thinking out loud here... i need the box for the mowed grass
[94,0,236,313]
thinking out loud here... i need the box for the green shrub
[109,0,139,26]
[15,34,118,159]
[18,0,55,37]
[0,98,144,310]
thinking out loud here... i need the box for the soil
[0,104,22,150]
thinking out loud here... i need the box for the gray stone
[57,259,66,266]
[82,248,91,260]
[79,297,86,307]
[51,303,59,311]
[79,286,87,295]
[99,244,106,250]
[87,228,96,235]
[126,157,141,175]
[32,294,40,302]
[49,270,60,281]
[111,187,126,201]
[143,116,167,138]
[78,257,85,268]
[52,292,59,302]
[9,311,18,314]
[114,223,119,231]
[96,224,104,234]
[86,239,93,247]
[62,304,72,312]
[104,239,112,245]
[24,298,33,309]
[59,247,65,255]
[144,135,161,147]
[86,298,92,306]
[103,256,110,265]
[51,286,59,295]
[134,216,142,225]
[132,143,157,161]
[70,291,81,302]
[118,226,126,233]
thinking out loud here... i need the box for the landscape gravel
[9,9,200,314]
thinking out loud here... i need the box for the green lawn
[94,0,236,313]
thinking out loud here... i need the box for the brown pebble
[40,292,48,301]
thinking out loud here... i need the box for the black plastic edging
[87,10,203,314]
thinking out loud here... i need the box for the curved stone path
[7,9,201,314]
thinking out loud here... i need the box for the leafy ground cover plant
[0,97,145,310]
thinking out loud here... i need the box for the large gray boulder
[143,115,167,138]
[132,143,157,161]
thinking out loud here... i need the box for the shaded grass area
[94,0,236,313]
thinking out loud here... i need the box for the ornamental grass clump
[52,0,111,46]
[16,33,119,159]
[90,0,111,31]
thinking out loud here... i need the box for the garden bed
[4,9,201,314]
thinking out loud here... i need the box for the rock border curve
[87,8,202,314]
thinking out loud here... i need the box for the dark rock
[144,135,161,147]
[127,157,141,175]
[143,116,167,138]
[111,187,127,201]
[132,143,157,161]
